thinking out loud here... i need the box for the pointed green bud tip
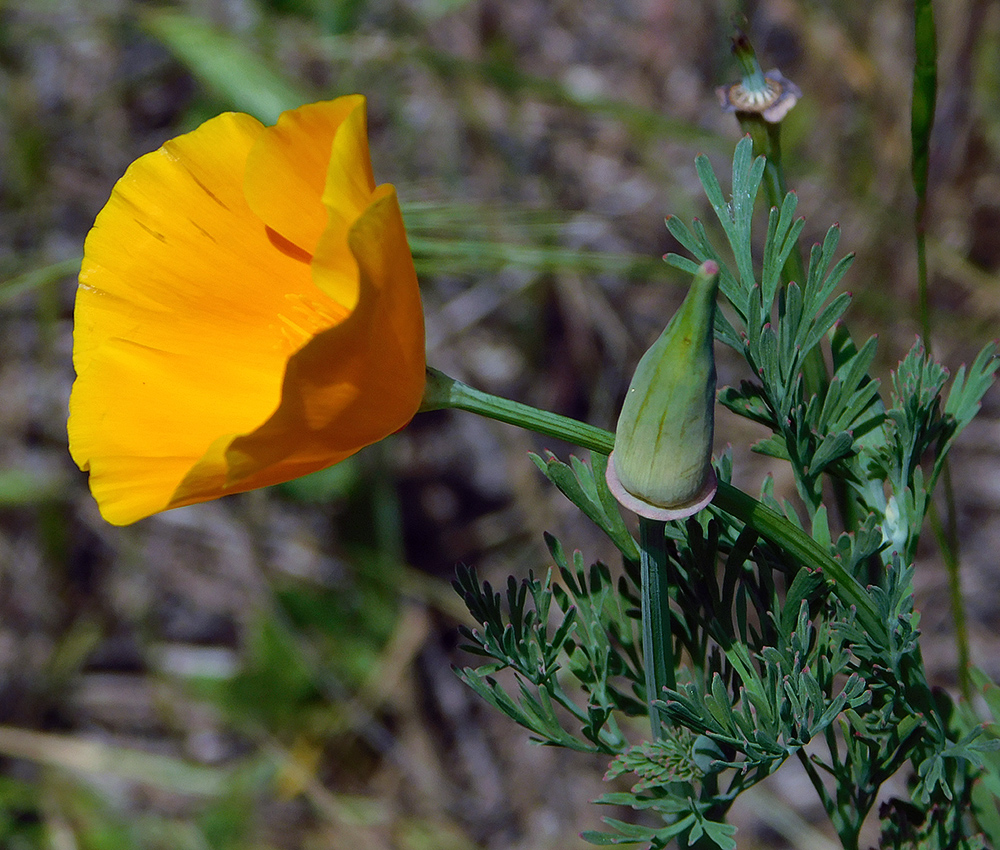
[607,260,720,520]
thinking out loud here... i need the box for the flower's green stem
[420,367,615,453]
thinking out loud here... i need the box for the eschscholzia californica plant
[606,260,720,520]
[69,95,425,525]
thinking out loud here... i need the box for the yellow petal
[171,186,425,506]
[69,97,425,525]
[243,95,368,258]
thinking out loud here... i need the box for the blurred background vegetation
[1,0,999,847]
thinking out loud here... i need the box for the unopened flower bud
[607,261,720,520]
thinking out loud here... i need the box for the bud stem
[639,517,674,739]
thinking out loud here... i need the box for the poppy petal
[69,97,424,525]
[172,185,424,504]
[243,95,369,259]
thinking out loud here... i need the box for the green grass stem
[910,0,969,700]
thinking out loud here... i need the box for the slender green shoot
[639,518,674,739]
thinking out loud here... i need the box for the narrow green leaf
[144,11,310,123]
[534,452,639,562]
[664,218,706,261]
[811,505,832,550]
[407,232,661,277]
[911,0,938,203]
[0,468,67,506]
[781,571,824,636]
[579,829,638,846]
[944,341,998,431]
[705,139,762,292]
[808,251,854,318]
[762,195,803,313]
[590,452,641,562]
[761,205,782,317]
[571,454,603,508]
[721,525,757,622]
[1,257,80,306]
[701,818,738,850]
[663,251,702,276]
[782,282,805,370]
[804,226,843,313]
[799,293,852,356]
[809,431,855,476]
[695,154,729,221]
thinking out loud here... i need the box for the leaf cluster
[667,138,997,545]
[662,598,868,771]
[452,536,644,754]
[454,138,998,849]
[656,140,998,846]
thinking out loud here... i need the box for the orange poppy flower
[68,95,425,525]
